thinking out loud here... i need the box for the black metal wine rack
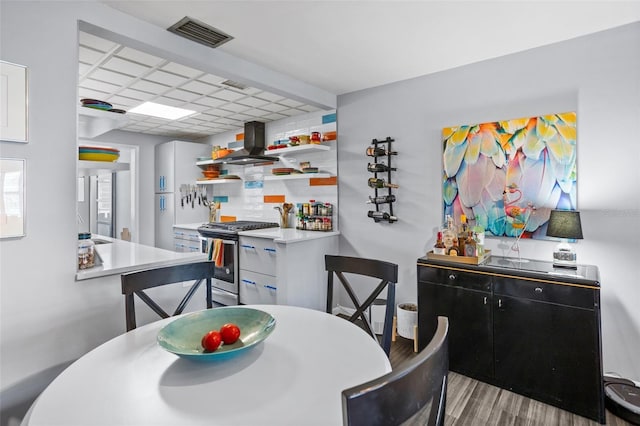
[367,137,397,223]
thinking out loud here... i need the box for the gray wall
[337,23,640,381]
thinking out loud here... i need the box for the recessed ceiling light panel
[129,101,197,120]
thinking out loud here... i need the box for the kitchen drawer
[493,276,596,309]
[418,265,491,292]
[239,236,277,276]
[173,229,201,242]
[173,239,201,253]
[239,270,277,305]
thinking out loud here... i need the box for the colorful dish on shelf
[80,99,113,111]
[212,149,234,159]
[272,168,294,175]
[157,307,276,361]
[202,170,220,179]
[79,145,120,162]
[79,152,120,162]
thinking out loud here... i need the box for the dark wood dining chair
[121,261,215,331]
[342,316,449,426]
[325,255,398,357]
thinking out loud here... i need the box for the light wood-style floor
[389,337,631,426]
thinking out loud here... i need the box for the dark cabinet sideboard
[417,256,605,424]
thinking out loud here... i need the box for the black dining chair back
[121,261,215,331]
[325,255,398,356]
[342,316,449,426]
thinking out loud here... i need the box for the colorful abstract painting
[442,111,577,239]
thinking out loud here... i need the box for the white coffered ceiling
[78,31,322,140]
[82,1,640,139]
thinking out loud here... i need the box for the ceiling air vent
[221,80,247,90]
[167,16,233,49]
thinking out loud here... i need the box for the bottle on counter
[457,214,468,256]
[368,178,399,189]
[448,237,460,256]
[464,231,477,257]
[442,215,456,251]
[78,232,95,269]
[433,231,446,255]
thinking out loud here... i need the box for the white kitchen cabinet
[173,225,203,253]
[239,269,278,305]
[154,141,210,250]
[155,140,209,193]
[239,237,277,276]
[238,230,339,310]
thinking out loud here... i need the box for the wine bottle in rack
[366,146,398,157]
[366,194,396,204]
[367,163,395,172]
[367,211,397,222]
[367,178,399,189]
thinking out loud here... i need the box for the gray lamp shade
[546,210,583,239]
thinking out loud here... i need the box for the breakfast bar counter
[76,235,206,281]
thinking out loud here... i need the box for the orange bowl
[213,149,234,159]
[322,131,337,141]
[202,170,220,179]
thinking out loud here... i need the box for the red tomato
[219,323,241,345]
[201,330,222,352]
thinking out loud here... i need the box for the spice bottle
[78,232,95,269]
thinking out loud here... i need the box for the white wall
[199,110,338,225]
[337,23,640,381]
[0,2,333,424]
[85,130,177,245]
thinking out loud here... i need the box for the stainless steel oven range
[197,221,279,306]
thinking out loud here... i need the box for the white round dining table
[25,304,391,426]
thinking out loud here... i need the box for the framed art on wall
[0,158,26,238]
[0,60,28,143]
[442,111,577,240]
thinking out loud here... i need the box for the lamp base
[553,248,578,269]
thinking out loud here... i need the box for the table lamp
[545,209,583,268]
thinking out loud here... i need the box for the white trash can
[396,303,418,339]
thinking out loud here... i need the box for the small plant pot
[396,303,418,339]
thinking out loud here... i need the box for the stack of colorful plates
[79,146,120,162]
[81,98,113,111]
[272,168,294,176]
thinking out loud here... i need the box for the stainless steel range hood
[221,121,279,165]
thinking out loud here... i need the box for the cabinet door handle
[241,279,257,285]
[483,296,487,305]
[264,285,277,291]
[241,245,256,249]
[263,248,276,253]
[498,299,503,308]
[448,274,456,280]
[535,287,543,293]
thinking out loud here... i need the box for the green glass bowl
[157,307,276,361]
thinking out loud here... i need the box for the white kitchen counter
[173,222,205,231]
[76,235,206,281]
[238,228,340,243]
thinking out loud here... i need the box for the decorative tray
[426,249,491,265]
